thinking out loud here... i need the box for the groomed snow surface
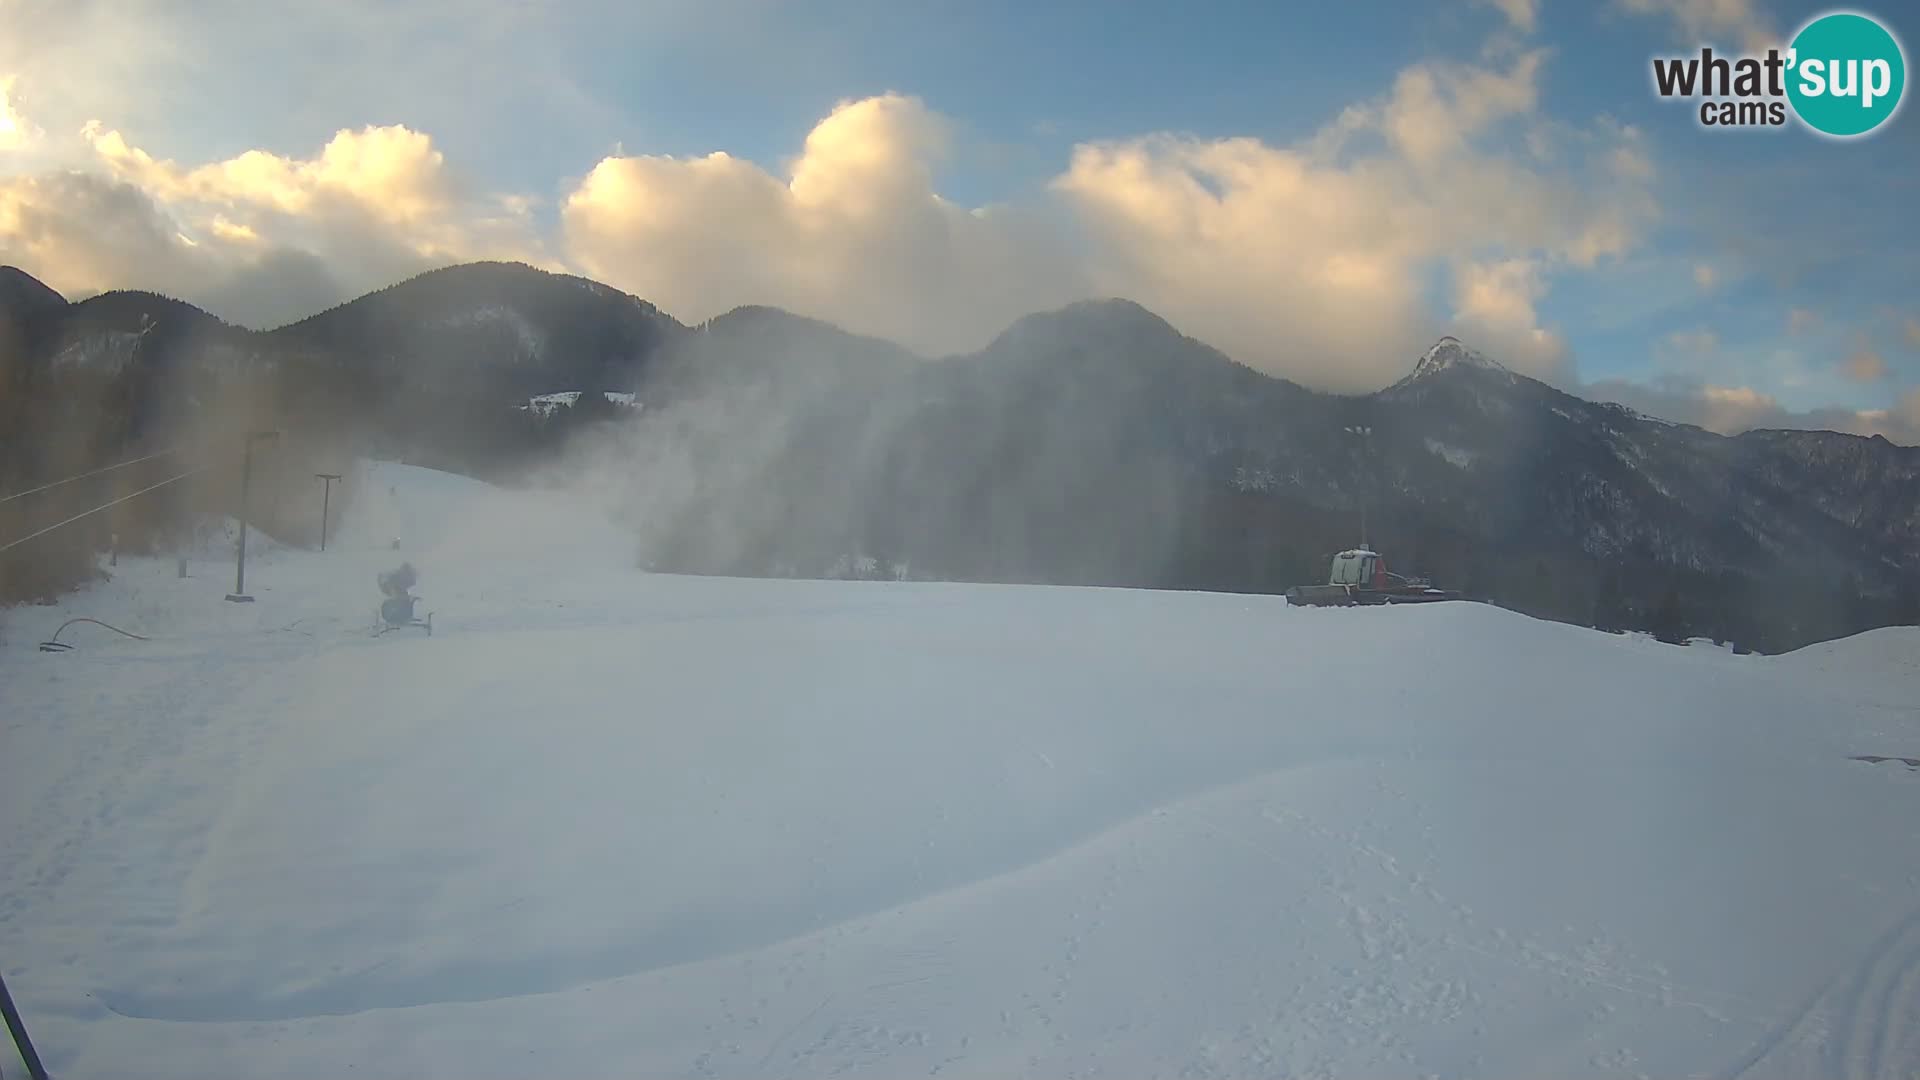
[3,461,1918,1079]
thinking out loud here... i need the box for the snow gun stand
[375,594,433,636]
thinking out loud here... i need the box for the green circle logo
[1787,12,1906,137]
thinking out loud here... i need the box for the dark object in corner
[0,967,50,1080]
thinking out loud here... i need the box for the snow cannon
[378,562,417,598]
[374,562,433,636]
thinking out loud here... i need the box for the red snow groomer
[1285,548,1464,607]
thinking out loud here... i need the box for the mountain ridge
[0,259,1902,449]
[4,259,1917,650]
[0,259,1901,444]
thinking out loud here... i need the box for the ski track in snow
[4,460,1920,1079]
[1721,901,1920,1080]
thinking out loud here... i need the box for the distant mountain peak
[0,266,69,314]
[1055,297,1183,335]
[706,304,837,331]
[992,298,1190,356]
[1411,336,1506,379]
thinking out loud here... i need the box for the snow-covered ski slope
[3,461,1918,1079]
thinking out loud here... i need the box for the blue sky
[1,0,1916,438]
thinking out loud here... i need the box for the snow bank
[1768,625,1920,722]
[1773,624,1920,683]
[3,462,1918,1079]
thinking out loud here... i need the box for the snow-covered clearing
[3,461,1918,1079]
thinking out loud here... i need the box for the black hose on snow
[38,617,151,653]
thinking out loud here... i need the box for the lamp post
[314,473,341,551]
[1344,425,1373,549]
[226,429,280,603]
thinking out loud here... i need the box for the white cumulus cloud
[0,75,38,151]
[1843,347,1888,383]
[1618,0,1777,51]
[0,121,550,326]
[1051,48,1648,389]
[1480,0,1539,33]
[563,94,1089,357]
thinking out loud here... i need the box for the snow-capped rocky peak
[1411,336,1506,379]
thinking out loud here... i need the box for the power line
[0,465,210,556]
[0,445,185,504]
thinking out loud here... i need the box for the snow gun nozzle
[378,562,419,599]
